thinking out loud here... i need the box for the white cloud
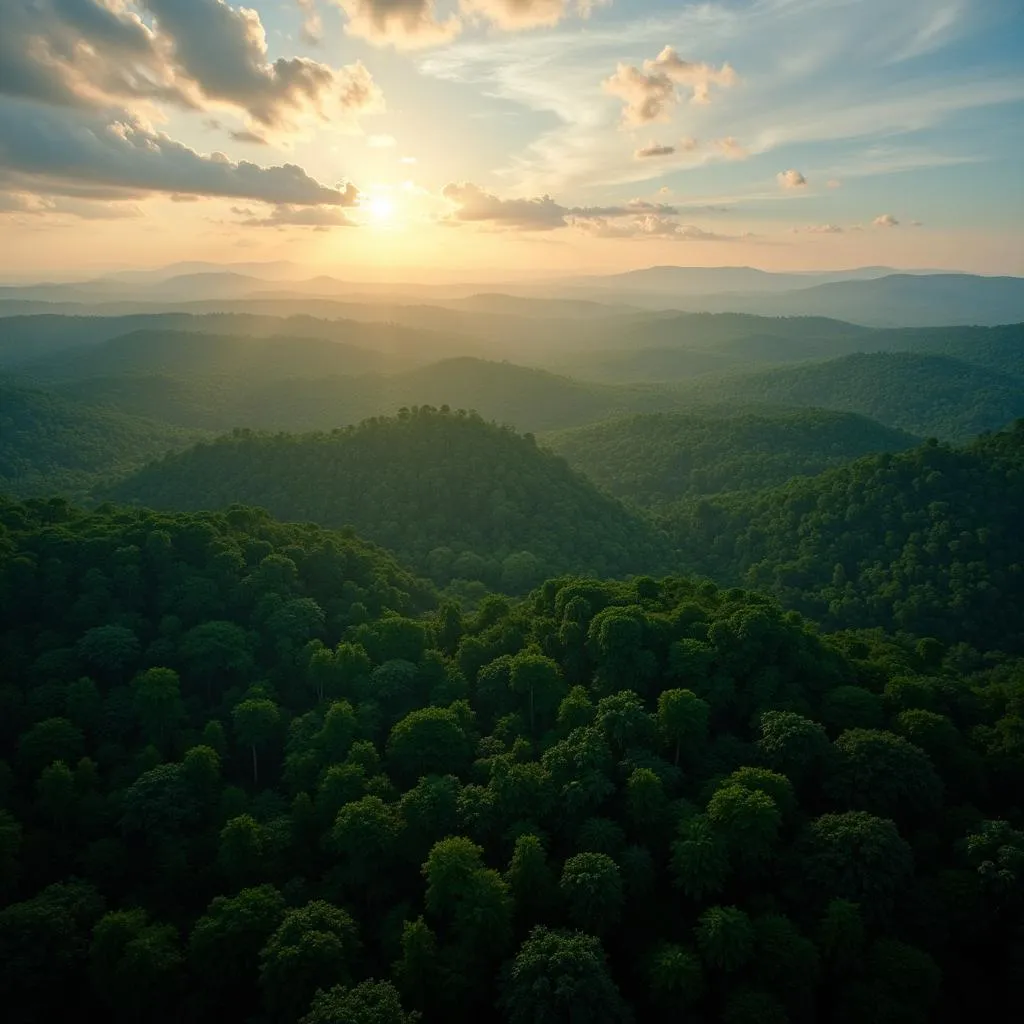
[792,223,843,234]
[337,1,462,50]
[777,168,807,188]
[368,134,398,147]
[296,0,324,44]
[604,46,737,125]
[873,212,900,227]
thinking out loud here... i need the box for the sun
[367,196,394,222]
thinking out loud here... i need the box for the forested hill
[0,380,205,498]
[545,410,918,505]
[108,408,671,592]
[669,421,1024,652]
[670,351,1024,441]
[1,497,1022,1023]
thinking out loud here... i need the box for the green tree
[388,705,475,785]
[826,729,943,820]
[132,667,185,750]
[657,688,710,765]
[648,943,704,1011]
[509,651,564,736]
[301,980,420,1024]
[500,927,631,1024]
[672,813,729,900]
[90,908,182,1019]
[706,784,781,864]
[188,885,286,1016]
[559,852,624,935]
[259,900,360,1023]
[695,905,755,973]
[232,697,281,786]
[802,811,913,920]
[757,710,830,784]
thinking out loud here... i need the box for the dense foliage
[669,422,1024,653]
[546,410,917,505]
[669,352,1024,441]
[0,381,204,498]
[1,498,1021,1023]
[108,408,671,593]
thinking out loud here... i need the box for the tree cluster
[0,497,1021,1023]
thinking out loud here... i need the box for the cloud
[441,181,696,233]
[230,130,268,144]
[777,168,807,188]
[713,137,748,160]
[0,99,359,207]
[460,1,598,31]
[441,181,568,229]
[604,46,737,125]
[237,203,358,228]
[792,223,843,234]
[635,142,675,158]
[570,214,736,241]
[0,189,143,220]
[368,134,398,148]
[336,1,462,50]
[0,0,383,133]
[296,0,324,43]
[873,213,899,227]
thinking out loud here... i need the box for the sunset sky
[2,0,1022,279]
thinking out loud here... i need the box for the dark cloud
[0,99,358,206]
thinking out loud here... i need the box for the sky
[1,0,1022,280]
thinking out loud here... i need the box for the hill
[671,352,1024,441]
[669,422,1024,651]
[0,497,1021,1024]
[686,274,1024,327]
[107,407,671,591]
[545,410,919,504]
[47,357,692,435]
[0,381,205,498]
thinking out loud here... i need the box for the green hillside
[0,381,205,498]
[671,352,1024,440]
[668,421,1024,651]
[107,407,671,591]
[0,498,1021,1024]
[51,357,690,435]
[545,410,918,504]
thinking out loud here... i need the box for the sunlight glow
[368,196,394,222]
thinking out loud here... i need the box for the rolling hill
[0,380,205,497]
[670,351,1024,440]
[545,410,919,504]
[667,422,1024,652]
[107,408,672,591]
